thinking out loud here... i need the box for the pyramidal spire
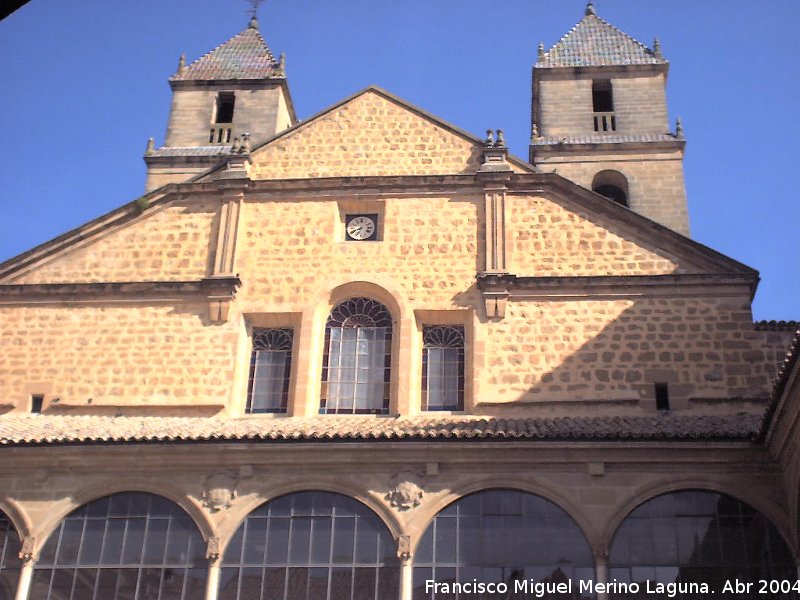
[537,4,667,68]
[170,18,279,81]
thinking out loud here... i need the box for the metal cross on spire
[247,0,264,20]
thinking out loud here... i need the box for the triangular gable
[241,86,534,180]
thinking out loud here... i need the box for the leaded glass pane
[321,298,392,414]
[220,491,400,600]
[248,328,293,413]
[0,512,21,600]
[609,491,797,599]
[31,492,207,600]
[422,326,465,411]
[413,490,594,599]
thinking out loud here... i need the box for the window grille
[0,511,22,599]
[219,491,400,600]
[247,328,293,414]
[413,490,595,599]
[422,326,465,411]
[321,298,392,415]
[31,493,207,600]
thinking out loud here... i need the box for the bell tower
[144,15,296,192]
[530,3,689,235]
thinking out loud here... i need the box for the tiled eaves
[0,413,763,447]
[754,320,800,332]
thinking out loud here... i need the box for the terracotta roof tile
[0,413,762,446]
[537,12,665,69]
[171,25,278,81]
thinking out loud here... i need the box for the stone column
[14,561,33,600]
[14,537,35,600]
[205,536,221,600]
[398,534,413,600]
[594,547,609,600]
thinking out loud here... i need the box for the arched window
[321,298,392,415]
[31,493,207,600]
[592,170,629,207]
[609,491,796,596]
[0,511,22,600]
[218,491,400,600]
[413,490,595,598]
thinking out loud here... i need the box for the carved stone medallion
[387,471,425,511]
[202,472,238,512]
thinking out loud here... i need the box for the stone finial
[241,132,251,153]
[176,53,186,74]
[145,137,155,155]
[274,52,286,77]
[531,123,540,138]
[248,15,259,30]
[537,42,545,61]
[484,129,495,146]
[653,37,663,59]
[585,2,596,16]
[675,116,684,139]
[494,129,506,148]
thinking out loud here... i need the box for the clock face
[346,215,377,241]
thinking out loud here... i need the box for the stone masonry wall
[537,71,668,137]
[8,198,218,284]
[481,297,779,409]
[535,152,690,236]
[165,85,287,148]
[509,193,682,275]
[236,194,481,310]
[246,91,518,180]
[0,304,239,410]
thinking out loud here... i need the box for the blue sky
[0,0,798,320]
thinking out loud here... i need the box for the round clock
[346,215,376,241]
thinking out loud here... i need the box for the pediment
[241,86,533,180]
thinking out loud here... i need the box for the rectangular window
[655,383,670,411]
[247,328,293,414]
[422,326,465,411]
[31,394,44,414]
[215,92,235,124]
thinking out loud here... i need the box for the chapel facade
[0,5,799,600]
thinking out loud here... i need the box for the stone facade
[0,7,798,600]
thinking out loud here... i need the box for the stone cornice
[0,276,241,305]
[531,138,685,154]
[476,272,757,301]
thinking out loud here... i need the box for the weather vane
[247,0,264,20]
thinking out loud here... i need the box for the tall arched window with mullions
[609,490,797,598]
[320,298,392,414]
[0,511,22,600]
[30,492,207,600]
[218,491,400,600]
[413,489,595,599]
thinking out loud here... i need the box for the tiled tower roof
[171,18,280,81]
[537,3,665,68]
